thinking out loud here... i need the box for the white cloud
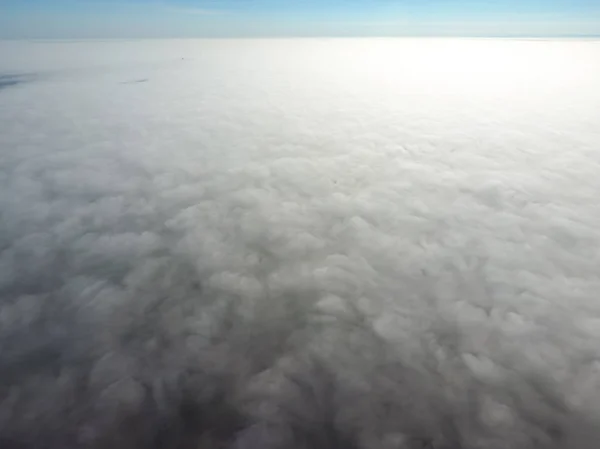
[1,38,600,448]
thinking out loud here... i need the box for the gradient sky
[1,0,600,38]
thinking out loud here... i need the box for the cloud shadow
[0,73,38,91]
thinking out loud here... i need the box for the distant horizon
[1,0,599,39]
[2,35,600,41]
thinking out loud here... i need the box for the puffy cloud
[1,38,600,448]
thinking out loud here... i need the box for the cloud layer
[1,38,600,448]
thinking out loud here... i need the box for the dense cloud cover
[1,38,600,448]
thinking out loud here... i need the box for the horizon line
[2,34,600,41]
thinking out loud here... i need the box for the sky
[1,0,600,38]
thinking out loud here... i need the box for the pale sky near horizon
[1,0,600,38]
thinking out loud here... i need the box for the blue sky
[1,0,600,38]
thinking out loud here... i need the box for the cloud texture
[1,38,600,448]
